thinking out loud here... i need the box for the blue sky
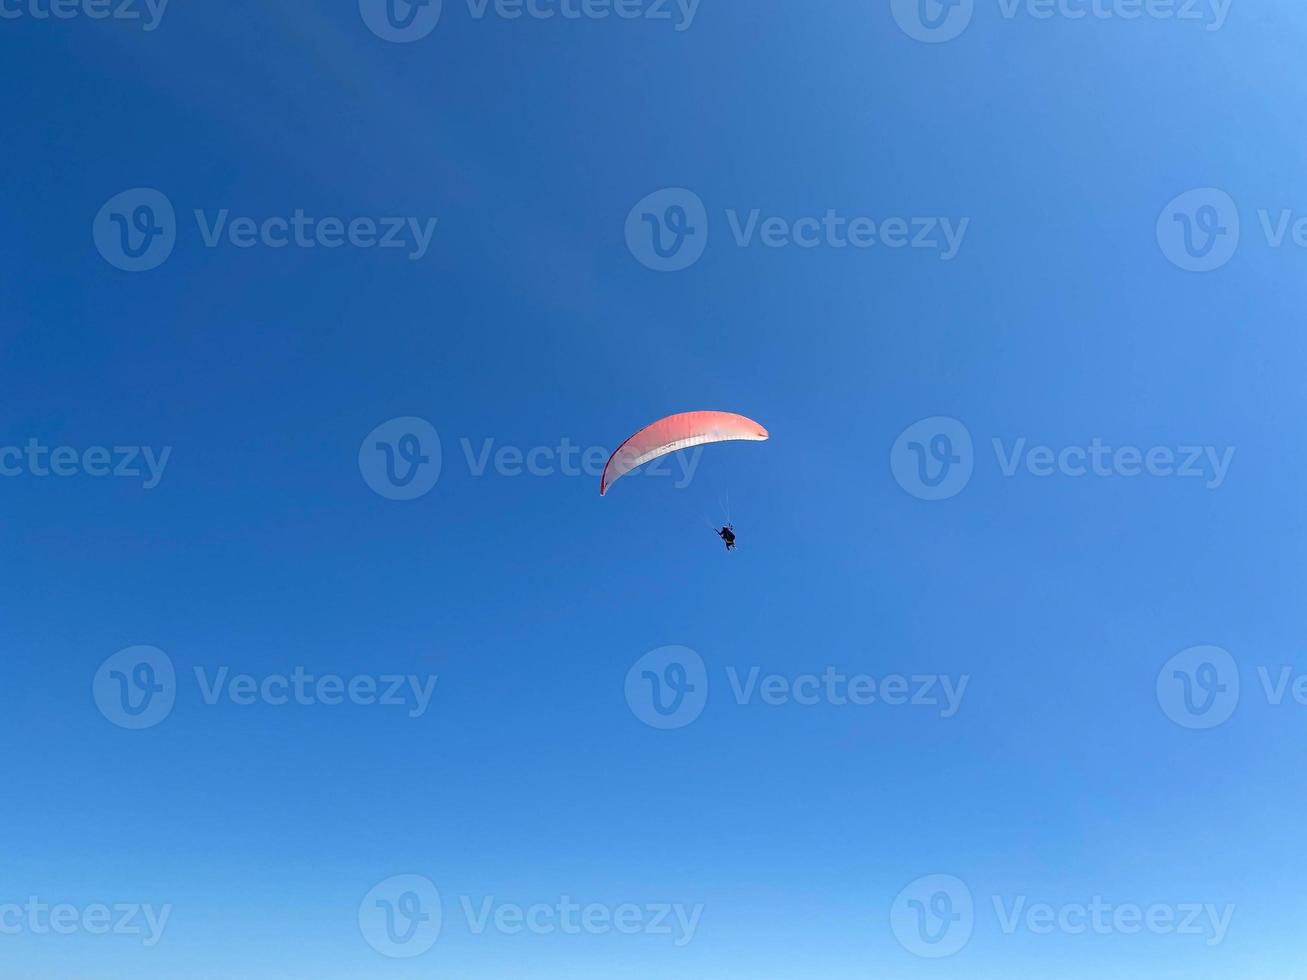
[3,1,1307,977]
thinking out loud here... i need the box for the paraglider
[716,524,736,551]
[600,411,769,552]
[599,411,769,495]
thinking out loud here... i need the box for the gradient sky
[3,1,1307,978]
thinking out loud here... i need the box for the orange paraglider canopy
[600,411,769,495]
